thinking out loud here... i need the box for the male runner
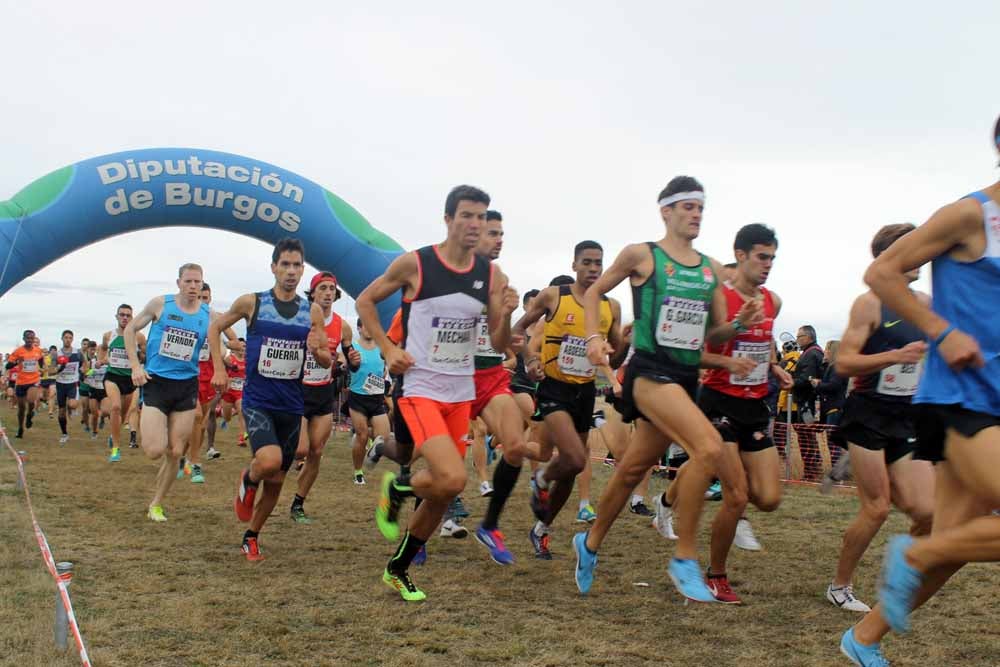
[55,330,83,444]
[839,119,1000,665]
[347,317,390,485]
[41,346,59,418]
[213,239,331,559]
[290,271,359,523]
[182,282,239,482]
[695,223,792,603]
[572,176,761,600]
[126,263,211,522]
[220,341,247,446]
[77,338,91,430]
[511,240,626,559]
[84,341,108,438]
[827,224,934,615]
[6,330,44,438]
[100,305,146,462]
[357,185,516,600]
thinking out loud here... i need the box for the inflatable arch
[0,148,404,325]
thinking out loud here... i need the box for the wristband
[731,319,747,333]
[934,325,955,345]
[584,334,603,345]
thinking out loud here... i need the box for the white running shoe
[826,584,872,612]
[480,480,494,497]
[734,518,763,551]
[440,519,469,539]
[652,499,677,540]
[206,447,222,460]
[59,434,69,445]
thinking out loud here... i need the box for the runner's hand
[736,298,764,328]
[510,333,525,353]
[727,356,757,378]
[894,341,928,364]
[502,287,519,316]
[526,358,544,381]
[347,348,362,368]
[773,365,793,389]
[385,346,415,375]
[131,365,150,387]
[937,328,984,370]
[586,336,612,366]
[307,328,328,354]
[211,369,229,393]
[622,323,634,345]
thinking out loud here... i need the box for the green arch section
[324,189,403,252]
[0,165,74,220]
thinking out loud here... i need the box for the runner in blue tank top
[841,117,1000,667]
[209,238,332,561]
[125,263,211,522]
[347,317,391,487]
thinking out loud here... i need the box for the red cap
[309,272,337,292]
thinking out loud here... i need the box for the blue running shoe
[879,534,922,634]
[573,532,597,594]
[475,525,514,565]
[840,628,890,666]
[668,558,716,603]
[575,504,597,523]
[412,545,427,566]
[220,420,228,431]
[704,480,722,501]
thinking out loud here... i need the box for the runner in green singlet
[99,304,146,462]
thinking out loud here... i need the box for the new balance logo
[473,280,484,290]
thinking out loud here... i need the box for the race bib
[228,377,245,391]
[428,316,475,371]
[109,347,130,369]
[877,362,920,397]
[730,340,770,386]
[257,337,304,380]
[302,351,332,384]
[57,361,79,383]
[198,339,210,362]
[87,368,106,389]
[158,326,199,362]
[475,315,503,358]
[21,358,38,373]
[656,297,708,351]
[557,334,595,378]
[362,372,385,394]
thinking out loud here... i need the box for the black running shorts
[243,405,302,472]
[348,392,387,419]
[56,382,79,408]
[536,377,596,434]
[620,352,699,423]
[914,403,1000,463]
[143,375,198,414]
[104,372,136,396]
[698,386,774,452]
[303,383,335,420]
[836,394,917,465]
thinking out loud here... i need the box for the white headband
[658,191,705,207]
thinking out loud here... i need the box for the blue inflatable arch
[0,148,404,325]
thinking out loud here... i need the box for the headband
[658,191,705,207]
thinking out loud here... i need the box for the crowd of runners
[3,116,999,667]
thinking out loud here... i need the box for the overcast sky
[2,2,998,352]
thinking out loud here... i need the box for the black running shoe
[630,501,654,517]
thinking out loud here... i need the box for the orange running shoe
[234,469,257,522]
[241,536,264,561]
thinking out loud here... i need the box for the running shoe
[734,518,763,551]
[668,558,716,603]
[629,501,654,517]
[827,584,871,613]
[602,454,615,468]
[652,500,678,540]
[219,420,228,431]
[290,505,312,524]
[83,424,90,433]
[354,472,366,486]
[90,431,97,440]
[238,432,248,447]
[59,434,69,445]
[447,496,470,520]
[190,464,205,484]
[529,474,550,522]
[108,447,121,463]
[206,447,222,460]
[147,505,167,522]
[706,571,742,604]
[475,525,514,565]
[25,411,33,429]
[822,451,852,495]
[382,567,426,602]
[15,428,24,439]
[575,504,597,523]
[572,532,597,594]
[241,536,264,562]
[529,527,552,560]
[412,545,427,566]
[365,436,384,469]
[704,480,723,501]
[184,461,192,476]
[840,627,890,666]
[879,534,922,633]
[440,519,469,539]
[234,469,257,522]
[177,457,186,479]
[480,480,494,497]
[128,440,138,449]
[485,433,496,466]
[376,472,405,541]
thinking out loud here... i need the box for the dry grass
[1,402,998,667]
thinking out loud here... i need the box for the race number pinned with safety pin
[656,296,708,350]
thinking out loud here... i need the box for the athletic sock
[388,531,426,573]
[579,499,590,511]
[129,431,136,445]
[58,415,67,435]
[482,459,521,530]
[413,496,423,510]
[291,494,305,510]
[534,468,550,490]
[243,529,259,542]
[532,521,549,537]
[244,469,260,488]
[659,492,671,507]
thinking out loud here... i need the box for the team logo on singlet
[565,313,575,324]
[664,261,675,277]
[702,266,713,284]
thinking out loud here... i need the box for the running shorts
[89,387,108,402]
[913,403,1000,463]
[14,384,37,398]
[471,364,513,420]
[348,392,388,419]
[395,396,470,456]
[620,352,698,423]
[303,383,335,420]
[198,377,218,405]
[243,405,302,472]
[143,375,198,414]
[536,377,596,434]
[104,372,136,396]
[837,394,918,465]
[221,388,242,404]
[40,379,56,389]
[698,385,774,452]
[56,383,79,408]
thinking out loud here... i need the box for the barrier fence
[1,426,92,666]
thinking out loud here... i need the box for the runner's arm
[835,292,900,376]
[97,332,111,367]
[606,298,628,369]
[584,243,642,341]
[355,252,418,360]
[124,297,162,372]
[341,321,361,371]
[210,294,254,380]
[706,258,762,345]
[511,284,555,342]
[488,264,515,353]
[308,303,332,368]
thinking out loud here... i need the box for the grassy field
[1,401,997,667]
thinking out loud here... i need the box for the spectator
[792,325,824,423]
[777,340,800,421]
[814,340,847,425]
